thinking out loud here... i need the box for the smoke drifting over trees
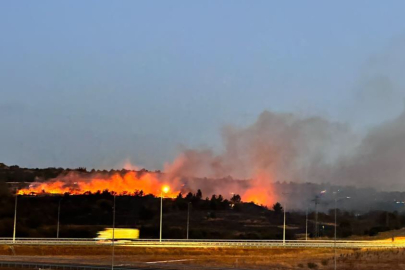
[165,107,405,193]
[6,106,405,209]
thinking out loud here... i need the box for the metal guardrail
[0,237,398,242]
[0,238,403,248]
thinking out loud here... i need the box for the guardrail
[0,238,403,248]
[0,237,398,242]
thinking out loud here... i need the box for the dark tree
[231,194,241,204]
[273,202,283,215]
[196,189,203,200]
[185,192,193,200]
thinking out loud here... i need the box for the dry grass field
[0,245,404,270]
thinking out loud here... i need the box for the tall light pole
[57,198,62,238]
[334,197,337,270]
[13,194,18,244]
[281,193,290,246]
[393,201,405,242]
[111,194,116,270]
[187,202,191,240]
[312,190,326,238]
[333,193,350,270]
[160,186,170,242]
[283,202,286,246]
[305,207,308,241]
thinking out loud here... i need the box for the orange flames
[17,171,179,198]
[242,171,277,206]
[243,187,270,205]
[17,170,277,206]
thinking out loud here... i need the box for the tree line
[0,187,404,240]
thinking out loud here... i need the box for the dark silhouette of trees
[231,194,241,204]
[196,189,203,200]
[273,202,283,215]
[185,192,193,200]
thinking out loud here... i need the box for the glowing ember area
[17,169,277,206]
[17,171,179,198]
[242,172,277,206]
[243,187,274,206]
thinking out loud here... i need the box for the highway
[0,238,404,248]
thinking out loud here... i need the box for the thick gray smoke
[335,109,405,190]
[165,38,405,197]
[165,108,405,197]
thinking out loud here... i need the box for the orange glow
[162,185,170,194]
[241,171,277,206]
[243,187,272,206]
[17,168,277,205]
[17,171,179,198]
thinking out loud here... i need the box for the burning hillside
[15,168,277,205]
[17,171,180,198]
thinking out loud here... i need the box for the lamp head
[162,185,170,194]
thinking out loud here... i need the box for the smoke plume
[164,107,405,205]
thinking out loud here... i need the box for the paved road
[0,238,404,248]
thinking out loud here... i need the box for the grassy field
[0,245,404,269]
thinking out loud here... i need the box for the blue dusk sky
[1,1,405,169]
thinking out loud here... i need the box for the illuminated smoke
[18,107,405,207]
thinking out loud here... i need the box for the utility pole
[13,194,18,244]
[311,192,326,238]
[187,202,191,240]
[313,196,320,238]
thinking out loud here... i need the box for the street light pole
[160,190,163,242]
[306,207,308,241]
[57,199,62,238]
[187,202,191,240]
[159,186,170,243]
[13,194,18,244]
[333,193,350,270]
[111,194,116,270]
[283,202,286,246]
[334,197,337,270]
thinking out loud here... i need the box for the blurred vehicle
[95,228,139,243]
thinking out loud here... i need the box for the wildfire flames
[17,170,276,205]
[17,171,179,198]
